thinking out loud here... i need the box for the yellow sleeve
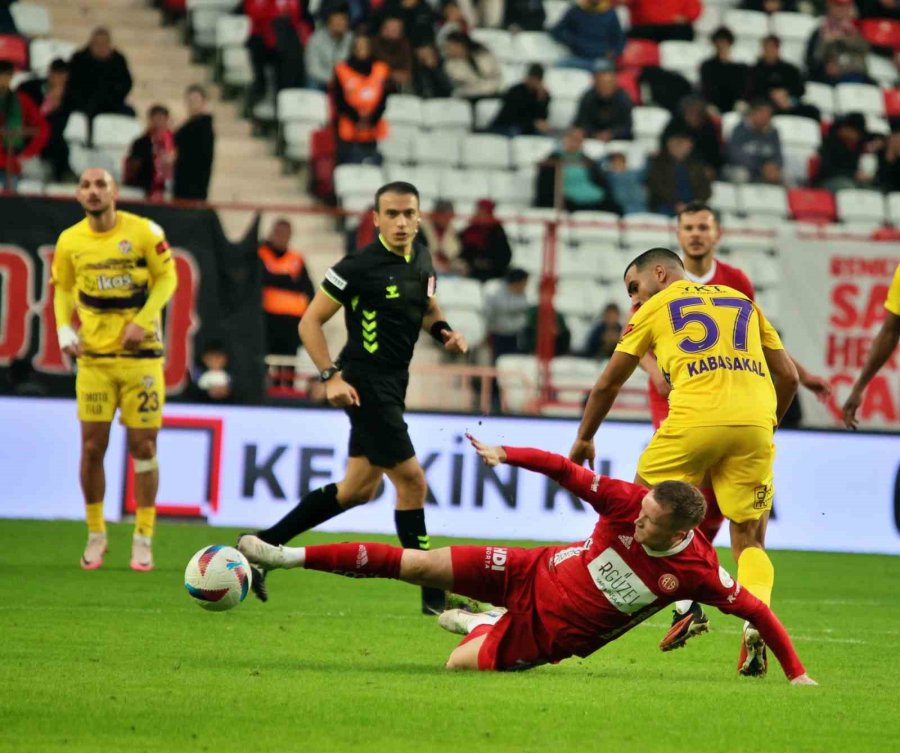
[614,303,655,359]
[51,234,76,327]
[755,302,784,350]
[885,263,900,317]
[132,219,178,330]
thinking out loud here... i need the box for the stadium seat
[803,82,835,118]
[868,53,899,88]
[488,168,535,207]
[470,28,514,62]
[0,34,28,69]
[63,111,89,146]
[887,192,900,224]
[511,134,555,169]
[866,114,890,136]
[190,8,223,50]
[723,9,769,40]
[44,182,78,197]
[461,133,511,170]
[10,3,51,37]
[422,98,471,131]
[557,245,604,280]
[441,307,486,345]
[277,88,328,125]
[550,356,599,404]
[333,164,384,202]
[16,178,44,194]
[555,279,601,318]
[438,167,491,203]
[884,88,900,118]
[500,62,525,88]
[860,18,900,50]
[474,98,502,130]
[620,214,673,248]
[740,184,788,218]
[694,6,723,36]
[721,217,777,253]
[436,276,484,310]
[605,140,647,168]
[496,354,540,412]
[511,32,566,65]
[221,46,253,86]
[721,110,742,141]
[413,130,462,167]
[778,39,806,68]
[771,12,819,42]
[618,39,659,70]
[617,69,641,104]
[564,211,621,244]
[659,40,709,85]
[385,94,424,128]
[756,288,781,323]
[510,237,544,275]
[215,14,250,47]
[729,40,759,66]
[772,115,821,150]
[633,106,670,147]
[385,164,439,199]
[378,124,417,165]
[282,122,319,162]
[543,0,569,28]
[92,114,143,151]
[788,188,836,223]
[29,38,75,76]
[835,189,887,224]
[710,181,740,214]
[544,68,592,101]
[835,83,885,117]
[549,98,579,131]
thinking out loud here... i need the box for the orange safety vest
[334,60,390,143]
[259,244,310,317]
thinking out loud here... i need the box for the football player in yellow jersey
[843,262,900,429]
[51,168,178,572]
[569,248,799,677]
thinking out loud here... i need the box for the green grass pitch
[2,519,898,753]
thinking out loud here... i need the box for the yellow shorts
[636,424,775,523]
[76,359,165,429]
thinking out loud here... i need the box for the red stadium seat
[617,70,641,104]
[884,88,900,118]
[618,39,659,70]
[788,188,836,223]
[0,34,28,70]
[163,0,186,10]
[860,18,900,50]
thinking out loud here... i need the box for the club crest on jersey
[658,573,679,593]
[142,375,155,389]
[118,239,132,254]
[618,535,633,549]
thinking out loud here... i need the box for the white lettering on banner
[586,548,656,614]
[325,268,348,291]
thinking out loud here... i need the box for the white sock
[674,600,693,615]
[282,546,306,569]
[465,610,504,634]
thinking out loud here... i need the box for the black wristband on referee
[430,320,451,343]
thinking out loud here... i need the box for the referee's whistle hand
[443,331,468,354]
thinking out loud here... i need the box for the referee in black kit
[240,182,468,613]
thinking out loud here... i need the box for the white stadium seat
[550,356,599,404]
[333,164,384,202]
[29,38,76,76]
[739,184,788,218]
[474,98,502,130]
[216,14,250,47]
[620,213,674,248]
[723,9,769,39]
[659,40,710,85]
[564,211,621,244]
[277,88,328,125]
[887,192,900,224]
[10,3,51,37]
[803,82,835,118]
[511,135,555,169]
[488,168,535,207]
[772,114,821,149]
[413,130,462,167]
[438,167,491,203]
[695,5,723,36]
[436,276,484,311]
[385,94,423,128]
[633,106,670,145]
[422,98,472,131]
[470,28,514,62]
[442,307,486,345]
[283,122,319,162]
[555,279,603,318]
[222,46,252,86]
[190,8,224,49]
[721,110,742,141]
[867,53,898,88]
[461,133,511,170]
[835,83,885,117]
[496,354,540,412]
[549,98,578,131]
[92,114,143,150]
[835,189,886,224]
[730,40,759,66]
[543,0,570,28]
[385,164,439,199]
[511,31,567,65]
[378,124,418,165]
[771,12,819,42]
[543,68,592,100]
[63,111,89,146]
[711,181,740,214]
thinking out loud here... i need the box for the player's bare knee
[445,648,478,671]
[129,437,157,460]
[82,436,109,463]
[395,467,427,502]
[337,481,380,508]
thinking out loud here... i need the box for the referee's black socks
[257,483,343,546]
[395,508,446,615]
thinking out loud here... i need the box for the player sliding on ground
[238,434,816,684]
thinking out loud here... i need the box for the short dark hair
[375,181,419,211]
[677,201,719,225]
[506,267,529,283]
[526,63,544,80]
[652,481,707,530]
[0,60,14,76]
[762,34,781,47]
[148,104,169,118]
[48,58,69,74]
[711,26,735,45]
[624,247,684,278]
[185,83,207,98]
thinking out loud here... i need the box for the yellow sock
[737,547,774,606]
[86,502,106,535]
[134,506,156,539]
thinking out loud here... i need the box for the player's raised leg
[79,420,112,569]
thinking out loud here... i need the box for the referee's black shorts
[342,363,415,468]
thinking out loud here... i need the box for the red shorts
[450,545,567,671]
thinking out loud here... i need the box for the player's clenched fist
[325,374,360,407]
[569,439,596,469]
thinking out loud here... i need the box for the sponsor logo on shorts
[356,545,368,569]
[484,546,508,572]
[586,548,656,614]
[753,484,770,509]
[658,573,679,593]
[718,566,735,588]
[118,239,132,254]
[325,268,348,290]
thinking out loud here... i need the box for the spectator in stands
[173,85,215,201]
[442,31,502,101]
[805,0,869,83]
[740,0,797,11]
[627,0,701,42]
[377,0,437,48]
[817,112,870,191]
[646,129,712,216]
[305,5,352,91]
[858,0,900,20]
[520,304,571,356]
[603,150,647,214]
[4,358,46,397]
[124,104,175,200]
[0,0,15,35]
[18,58,72,182]
[503,0,546,30]
[746,35,804,102]
[244,0,312,105]
[419,198,463,272]
[661,95,723,176]
[537,127,620,213]
[551,0,626,72]
[412,44,454,98]
[0,60,49,190]
[700,26,749,115]
[259,218,316,356]
[333,34,390,164]
[573,59,633,141]
[489,63,550,136]
[321,0,369,27]
[184,341,235,404]
[484,267,531,362]
[876,125,900,192]
[373,16,415,92]
[583,303,622,361]
[459,198,512,281]
[437,0,470,45]
[66,28,134,118]
[726,99,784,184]
[768,85,821,122]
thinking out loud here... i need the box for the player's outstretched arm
[763,347,799,427]
[843,312,900,429]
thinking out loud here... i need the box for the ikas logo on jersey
[118,239,132,254]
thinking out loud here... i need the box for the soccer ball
[184,545,252,612]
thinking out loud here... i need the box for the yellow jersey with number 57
[616,280,785,429]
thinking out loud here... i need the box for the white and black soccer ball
[184,545,252,612]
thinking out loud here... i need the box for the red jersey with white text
[648,259,756,427]
[502,446,805,679]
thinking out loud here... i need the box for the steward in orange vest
[258,219,315,355]
[332,35,389,150]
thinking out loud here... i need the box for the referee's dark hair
[676,201,719,225]
[624,248,684,279]
[375,181,420,211]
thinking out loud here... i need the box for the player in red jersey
[237,434,816,685]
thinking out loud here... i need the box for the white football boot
[80,532,108,570]
[130,535,154,572]
[237,534,287,570]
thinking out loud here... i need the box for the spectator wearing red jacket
[0,61,50,190]
[627,0,701,42]
[244,0,312,104]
